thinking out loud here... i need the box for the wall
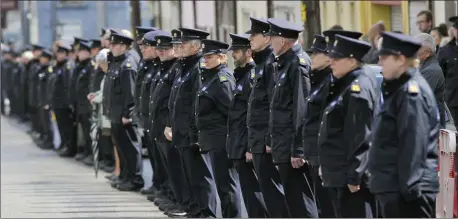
[236,1,268,34]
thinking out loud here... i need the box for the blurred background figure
[431,24,450,51]
[363,21,385,64]
[416,10,434,34]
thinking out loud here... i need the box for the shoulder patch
[91,60,95,66]
[250,69,256,79]
[48,66,53,73]
[126,63,131,68]
[350,83,361,93]
[408,81,419,94]
[219,75,228,82]
[299,57,306,64]
[200,62,206,68]
[66,64,71,70]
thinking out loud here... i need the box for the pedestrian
[414,33,446,128]
[430,24,449,52]
[363,21,385,64]
[416,10,434,34]
[104,31,144,191]
[246,17,289,218]
[167,27,212,218]
[27,44,44,140]
[227,32,269,218]
[369,31,440,218]
[318,33,378,218]
[437,16,458,129]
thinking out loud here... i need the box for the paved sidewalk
[1,116,163,218]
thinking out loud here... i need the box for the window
[275,6,295,22]
[242,9,251,33]
[56,20,82,41]
[58,0,83,7]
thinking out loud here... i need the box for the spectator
[363,21,385,64]
[329,24,343,30]
[414,33,446,128]
[431,24,450,51]
[416,10,433,33]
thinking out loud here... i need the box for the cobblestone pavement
[1,116,163,218]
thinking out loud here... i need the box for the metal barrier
[437,129,457,218]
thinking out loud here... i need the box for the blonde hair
[219,53,228,64]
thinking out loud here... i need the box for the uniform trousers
[98,132,115,166]
[252,153,289,217]
[157,139,189,208]
[328,187,376,218]
[39,108,52,144]
[54,108,75,151]
[309,165,335,218]
[277,163,318,218]
[145,130,167,191]
[30,107,40,133]
[233,159,268,218]
[150,137,171,197]
[111,123,143,184]
[450,107,458,128]
[376,192,436,218]
[78,113,92,156]
[178,146,215,216]
[201,147,242,218]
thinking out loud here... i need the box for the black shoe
[140,186,157,195]
[147,194,156,202]
[110,177,121,188]
[117,181,143,192]
[166,208,188,218]
[159,202,177,212]
[99,160,106,169]
[154,197,170,206]
[103,165,115,173]
[83,155,94,166]
[105,174,116,180]
[58,147,76,157]
[38,142,54,150]
[75,153,86,161]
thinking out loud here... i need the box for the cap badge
[325,36,329,43]
[201,43,205,49]
[48,66,53,73]
[157,39,161,44]
[173,33,177,37]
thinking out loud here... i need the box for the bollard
[437,129,456,218]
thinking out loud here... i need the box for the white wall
[236,1,268,33]
[273,0,302,25]
[195,0,216,39]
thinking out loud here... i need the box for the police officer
[136,29,167,199]
[167,27,210,218]
[27,44,44,140]
[149,33,188,217]
[104,31,144,191]
[74,41,96,165]
[302,30,362,218]
[438,16,458,129]
[36,49,54,149]
[135,26,158,60]
[48,44,76,156]
[90,39,102,58]
[266,18,317,218]
[1,48,16,116]
[227,33,268,218]
[246,17,289,218]
[369,32,440,218]
[318,34,377,218]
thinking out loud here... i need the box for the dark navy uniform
[266,18,317,218]
[104,32,144,191]
[150,34,189,216]
[302,34,335,218]
[196,39,242,218]
[36,50,54,149]
[437,16,458,129]
[318,34,377,218]
[51,44,77,157]
[369,32,440,218]
[246,17,289,218]
[74,41,96,162]
[168,28,210,217]
[227,33,268,218]
[27,45,44,139]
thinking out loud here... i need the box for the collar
[275,44,302,67]
[310,66,332,86]
[331,67,361,90]
[381,72,412,98]
[253,46,274,64]
[112,53,126,62]
[159,58,177,73]
[202,64,225,81]
[79,58,91,65]
[234,62,255,81]
[420,54,436,69]
[56,59,68,66]
[181,52,202,68]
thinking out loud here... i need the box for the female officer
[196,39,242,218]
[368,32,439,218]
[317,34,378,217]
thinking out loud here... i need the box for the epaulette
[219,73,228,82]
[66,64,71,70]
[297,53,308,66]
[350,81,361,93]
[126,62,132,68]
[48,66,53,73]
[250,69,256,79]
[407,81,419,95]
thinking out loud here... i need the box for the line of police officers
[2,15,457,218]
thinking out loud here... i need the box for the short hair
[414,33,436,53]
[417,10,433,22]
[329,24,343,30]
[432,23,449,37]
[95,48,110,64]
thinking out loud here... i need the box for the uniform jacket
[139,59,159,129]
[196,64,235,152]
[36,64,52,107]
[419,55,446,127]
[104,53,138,124]
[75,58,95,115]
[368,70,440,201]
[246,46,275,154]
[302,66,332,166]
[169,53,204,148]
[50,59,74,109]
[317,67,379,187]
[90,67,105,93]
[27,59,41,108]
[227,62,255,159]
[135,58,156,127]
[150,58,178,142]
[437,38,458,107]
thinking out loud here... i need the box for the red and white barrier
[437,129,457,218]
